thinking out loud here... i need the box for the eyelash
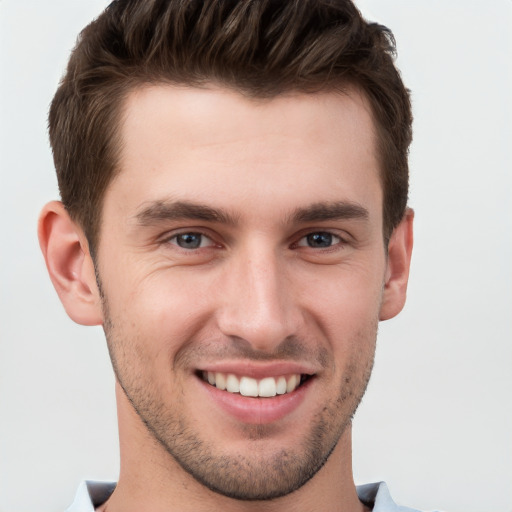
[162,230,348,252]
[293,232,344,250]
[166,231,216,250]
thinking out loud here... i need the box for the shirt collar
[66,480,421,511]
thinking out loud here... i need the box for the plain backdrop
[1,1,511,511]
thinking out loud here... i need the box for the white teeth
[276,376,287,395]
[258,377,277,397]
[215,372,226,390]
[240,377,259,397]
[286,374,298,393]
[203,372,304,397]
[226,374,240,393]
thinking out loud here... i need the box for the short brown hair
[49,0,412,254]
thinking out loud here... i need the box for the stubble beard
[100,291,377,501]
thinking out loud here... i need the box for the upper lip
[197,360,317,379]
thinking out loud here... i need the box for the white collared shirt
[65,480,425,511]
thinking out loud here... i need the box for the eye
[296,232,342,248]
[169,232,214,250]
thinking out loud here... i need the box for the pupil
[307,232,332,248]
[177,233,201,249]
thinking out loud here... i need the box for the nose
[216,243,304,353]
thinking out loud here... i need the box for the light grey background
[1,1,511,511]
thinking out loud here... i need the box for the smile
[196,367,315,424]
[200,371,311,397]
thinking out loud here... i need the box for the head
[40,0,414,506]
[49,0,412,256]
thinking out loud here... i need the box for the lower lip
[199,377,313,424]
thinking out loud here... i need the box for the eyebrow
[134,200,239,226]
[134,199,369,227]
[290,201,369,224]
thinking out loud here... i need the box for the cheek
[106,269,215,359]
[303,264,383,369]
[306,262,385,323]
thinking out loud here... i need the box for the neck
[103,383,367,512]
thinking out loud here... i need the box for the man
[38,0,416,510]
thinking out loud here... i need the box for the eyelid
[171,233,214,248]
[291,229,351,248]
[160,228,218,248]
[295,232,342,248]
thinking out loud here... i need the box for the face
[96,85,387,500]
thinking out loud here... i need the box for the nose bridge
[217,241,300,351]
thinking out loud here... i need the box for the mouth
[198,371,313,398]
[195,366,316,424]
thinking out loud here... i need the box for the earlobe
[38,201,103,326]
[379,208,414,321]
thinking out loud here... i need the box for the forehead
[107,84,382,225]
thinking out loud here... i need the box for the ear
[379,208,414,321]
[38,201,103,326]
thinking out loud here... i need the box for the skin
[39,85,413,512]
